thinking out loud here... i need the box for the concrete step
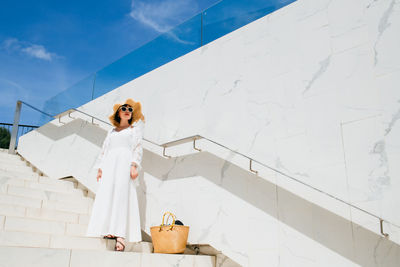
[0,213,152,251]
[3,215,96,238]
[4,215,66,235]
[0,169,39,182]
[0,203,84,225]
[0,152,20,161]
[0,157,27,166]
[26,207,80,224]
[0,190,89,213]
[6,184,91,205]
[0,246,216,267]
[41,198,91,214]
[0,194,42,209]
[0,223,152,252]
[0,230,51,248]
[105,239,154,253]
[0,163,34,174]
[25,180,82,195]
[49,235,107,250]
[0,203,25,217]
[0,177,25,193]
[78,214,90,224]
[38,176,76,188]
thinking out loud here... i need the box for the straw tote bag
[150,212,189,254]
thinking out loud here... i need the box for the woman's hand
[130,165,138,180]
[97,169,102,182]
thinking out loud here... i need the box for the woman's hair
[114,104,133,125]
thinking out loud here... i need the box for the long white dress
[85,119,144,243]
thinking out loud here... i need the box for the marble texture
[82,0,400,228]
[0,246,215,267]
[17,0,400,266]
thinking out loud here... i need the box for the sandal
[115,237,125,252]
[103,234,116,239]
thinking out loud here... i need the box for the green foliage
[0,127,11,149]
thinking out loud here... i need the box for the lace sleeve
[93,128,112,170]
[131,120,144,172]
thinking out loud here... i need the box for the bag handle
[160,211,176,230]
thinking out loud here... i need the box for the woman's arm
[131,120,144,172]
[93,128,112,171]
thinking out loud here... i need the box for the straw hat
[108,98,145,127]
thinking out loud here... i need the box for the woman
[85,98,145,251]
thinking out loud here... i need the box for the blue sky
[0,0,220,125]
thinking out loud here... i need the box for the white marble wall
[81,0,400,231]
[18,0,400,266]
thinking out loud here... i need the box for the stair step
[4,216,66,235]
[0,178,24,194]
[26,207,80,224]
[0,194,42,208]
[49,235,107,250]
[0,158,27,166]
[0,230,51,248]
[38,176,76,188]
[141,252,215,267]
[0,169,39,182]
[0,176,25,188]
[66,223,89,236]
[0,206,83,226]
[7,184,91,205]
[0,153,20,161]
[25,180,81,195]
[0,246,216,267]
[78,214,90,225]
[42,199,90,214]
[0,246,70,267]
[0,203,25,217]
[105,240,154,253]
[0,164,34,174]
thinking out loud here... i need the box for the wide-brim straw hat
[108,98,145,127]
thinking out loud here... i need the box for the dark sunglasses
[119,106,133,112]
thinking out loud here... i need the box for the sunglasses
[119,106,133,112]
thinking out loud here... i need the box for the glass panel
[20,105,53,128]
[203,0,296,45]
[93,13,202,99]
[41,73,95,122]
[40,0,297,124]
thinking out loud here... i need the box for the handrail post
[380,219,389,238]
[8,101,22,154]
[249,159,258,175]
[193,138,202,152]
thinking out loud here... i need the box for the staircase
[0,149,215,267]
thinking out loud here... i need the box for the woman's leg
[115,236,125,251]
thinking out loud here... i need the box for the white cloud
[2,38,21,51]
[1,38,58,61]
[129,0,199,44]
[22,44,53,61]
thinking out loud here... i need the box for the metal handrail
[57,108,398,234]
[19,100,54,118]
[57,108,162,147]
[0,122,39,128]
[12,102,398,236]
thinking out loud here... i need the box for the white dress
[85,119,144,242]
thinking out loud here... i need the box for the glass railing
[40,0,296,125]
